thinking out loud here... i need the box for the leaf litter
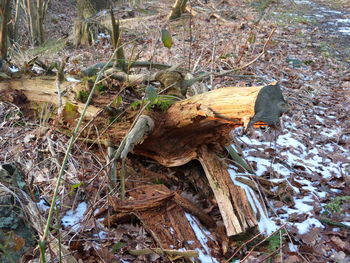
[1,0,350,262]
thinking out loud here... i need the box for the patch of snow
[9,66,19,72]
[94,231,108,239]
[66,77,80,82]
[36,198,50,212]
[230,171,279,234]
[330,188,342,193]
[341,222,350,227]
[315,115,325,123]
[294,217,324,234]
[98,33,110,39]
[32,65,45,74]
[185,213,219,263]
[293,0,312,5]
[294,196,314,213]
[294,178,326,198]
[320,128,339,138]
[288,242,298,252]
[276,134,306,150]
[326,115,337,120]
[244,156,270,176]
[169,227,175,235]
[336,18,350,23]
[323,143,334,152]
[319,7,343,15]
[61,202,88,232]
[339,27,350,35]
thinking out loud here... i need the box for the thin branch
[39,47,120,261]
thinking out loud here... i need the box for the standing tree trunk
[0,0,11,59]
[74,0,110,46]
[168,0,188,20]
[20,0,50,46]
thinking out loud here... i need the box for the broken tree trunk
[133,84,283,167]
[122,83,287,236]
[0,75,287,236]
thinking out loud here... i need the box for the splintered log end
[136,83,287,167]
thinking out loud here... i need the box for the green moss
[324,196,350,214]
[130,95,176,112]
[77,90,89,103]
[266,230,285,251]
[151,178,166,185]
[96,84,107,93]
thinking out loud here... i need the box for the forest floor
[1,0,350,262]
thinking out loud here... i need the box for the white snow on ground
[66,76,81,82]
[227,109,349,239]
[93,231,108,239]
[339,27,350,35]
[36,198,50,212]
[230,170,279,234]
[185,213,219,263]
[293,217,324,234]
[61,202,88,232]
[9,66,19,72]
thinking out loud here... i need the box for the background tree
[74,0,111,46]
[77,0,110,19]
[20,0,50,46]
[168,0,188,20]
[0,0,11,59]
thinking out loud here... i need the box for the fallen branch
[128,248,198,257]
[319,217,350,229]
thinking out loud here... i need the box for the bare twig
[225,231,263,262]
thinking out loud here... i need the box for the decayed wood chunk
[106,185,212,253]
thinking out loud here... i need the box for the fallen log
[0,77,100,118]
[0,75,288,237]
[132,83,287,167]
[115,83,287,236]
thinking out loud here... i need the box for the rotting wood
[197,145,258,236]
[133,84,267,167]
[109,192,175,212]
[107,185,204,251]
[0,77,100,118]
